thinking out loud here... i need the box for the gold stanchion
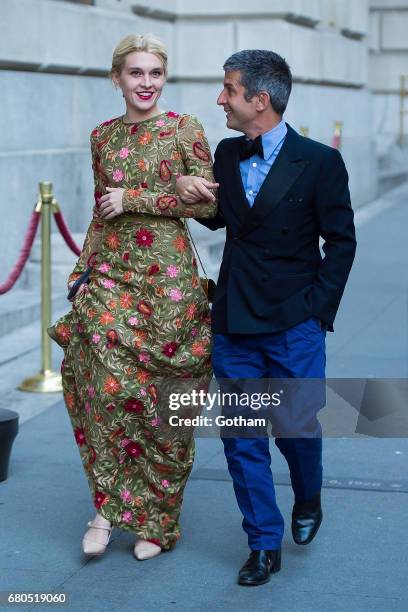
[19,182,62,393]
[332,121,343,149]
[299,126,309,137]
[399,75,408,146]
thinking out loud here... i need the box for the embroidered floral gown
[48,111,217,550]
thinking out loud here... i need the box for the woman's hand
[176,176,219,204]
[98,187,125,219]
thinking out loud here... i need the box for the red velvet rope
[0,211,41,295]
[53,210,82,256]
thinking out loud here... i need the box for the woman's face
[114,51,166,118]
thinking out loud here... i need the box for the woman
[48,33,218,561]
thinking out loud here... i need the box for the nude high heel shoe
[82,517,113,556]
[133,539,161,561]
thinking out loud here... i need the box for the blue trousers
[212,316,326,551]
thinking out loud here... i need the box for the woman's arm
[120,114,218,219]
[67,131,105,288]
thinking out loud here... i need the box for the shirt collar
[260,119,287,160]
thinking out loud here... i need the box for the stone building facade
[0,0,407,291]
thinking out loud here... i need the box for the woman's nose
[142,74,151,88]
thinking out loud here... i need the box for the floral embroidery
[162,342,179,357]
[49,111,214,551]
[113,169,124,182]
[135,228,154,247]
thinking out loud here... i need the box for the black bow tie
[239,135,264,161]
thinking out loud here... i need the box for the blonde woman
[49,33,218,561]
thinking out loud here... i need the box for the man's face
[217,70,258,133]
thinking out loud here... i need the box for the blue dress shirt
[240,120,287,207]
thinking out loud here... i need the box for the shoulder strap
[183,220,208,279]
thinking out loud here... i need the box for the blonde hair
[110,33,168,79]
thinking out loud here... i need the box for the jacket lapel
[223,137,251,225]
[237,124,309,237]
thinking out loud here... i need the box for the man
[176,50,356,586]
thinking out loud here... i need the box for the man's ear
[256,91,270,111]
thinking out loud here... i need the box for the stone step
[0,288,68,339]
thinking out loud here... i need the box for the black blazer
[197,123,357,334]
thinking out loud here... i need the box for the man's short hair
[223,49,292,115]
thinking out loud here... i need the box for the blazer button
[288,198,294,202]
[297,197,304,202]
[282,226,289,235]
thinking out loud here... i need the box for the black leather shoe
[238,549,281,586]
[292,492,323,545]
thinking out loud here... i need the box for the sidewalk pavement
[1,183,408,611]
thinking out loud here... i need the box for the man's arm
[185,141,225,231]
[310,148,357,330]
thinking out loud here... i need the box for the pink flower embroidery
[128,316,139,326]
[120,489,132,503]
[140,388,147,396]
[98,262,111,273]
[102,279,116,289]
[151,416,161,427]
[167,111,179,118]
[112,169,124,182]
[166,265,179,278]
[191,327,198,338]
[122,510,133,523]
[92,333,101,343]
[169,288,183,302]
[87,385,96,398]
[85,401,91,414]
[119,147,129,159]
[156,119,166,127]
[162,479,170,488]
[138,352,150,363]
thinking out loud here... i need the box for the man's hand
[176,176,219,204]
[98,187,125,219]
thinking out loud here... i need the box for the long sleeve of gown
[121,114,217,219]
[67,132,105,288]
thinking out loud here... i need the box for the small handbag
[67,266,92,300]
[183,220,216,303]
